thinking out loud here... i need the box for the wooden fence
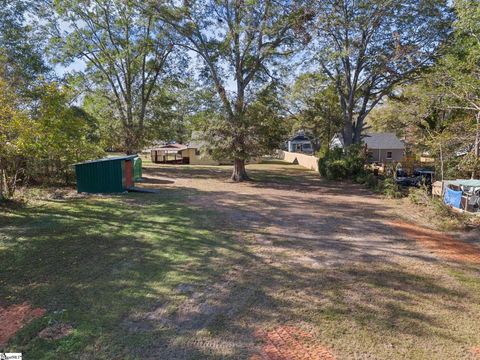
[277,150,319,172]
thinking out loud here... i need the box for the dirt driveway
[140,161,480,359]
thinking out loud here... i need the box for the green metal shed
[73,155,138,193]
[133,157,142,181]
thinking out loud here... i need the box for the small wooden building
[150,142,260,166]
[151,144,190,164]
[74,155,138,193]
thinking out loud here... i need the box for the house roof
[289,134,310,142]
[363,132,404,150]
[330,134,344,148]
[153,143,188,150]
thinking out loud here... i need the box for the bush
[319,144,367,180]
[382,177,402,198]
[364,173,378,188]
[344,144,367,176]
[326,159,348,179]
[408,185,431,205]
[407,185,470,230]
[354,172,377,188]
[318,147,342,178]
[354,173,367,184]
[355,172,402,198]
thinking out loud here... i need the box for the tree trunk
[0,168,5,201]
[353,127,361,144]
[125,143,135,155]
[439,142,444,182]
[124,126,136,155]
[353,115,365,144]
[342,116,353,147]
[472,112,480,179]
[231,158,249,182]
[475,112,480,158]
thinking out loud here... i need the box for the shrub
[326,159,348,180]
[354,172,377,187]
[408,185,431,205]
[319,144,367,180]
[354,173,367,184]
[318,147,342,178]
[407,184,470,230]
[382,177,402,198]
[364,173,378,188]
[344,144,367,176]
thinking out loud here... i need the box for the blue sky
[55,58,86,76]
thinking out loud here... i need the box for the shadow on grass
[0,163,477,359]
[0,189,254,358]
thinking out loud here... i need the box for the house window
[195,149,201,156]
[386,151,393,159]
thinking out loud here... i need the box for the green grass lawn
[0,190,246,359]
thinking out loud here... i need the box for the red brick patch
[388,221,480,264]
[252,325,336,360]
[0,302,46,345]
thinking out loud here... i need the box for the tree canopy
[369,0,480,179]
[0,0,49,98]
[46,0,177,153]
[152,0,312,180]
[313,0,452,146]
[287,73,343,151]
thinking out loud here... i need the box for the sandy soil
[134,162,480,359]
[0,303,46,346]
[142,163,455,266]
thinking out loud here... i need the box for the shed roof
[364,132,404,150]
[73,155,138,166]
[444,179,480,187]
[154,143,188,150]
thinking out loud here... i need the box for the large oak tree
[47,0,175,153]
[0,0,48,99]
[314,0,452,146]
[152,0,311,181]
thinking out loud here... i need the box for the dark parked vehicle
[395,168,434,187]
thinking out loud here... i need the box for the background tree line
[369,0,480,180]
[1,0,476,198]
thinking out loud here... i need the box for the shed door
[124,160,134,188]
